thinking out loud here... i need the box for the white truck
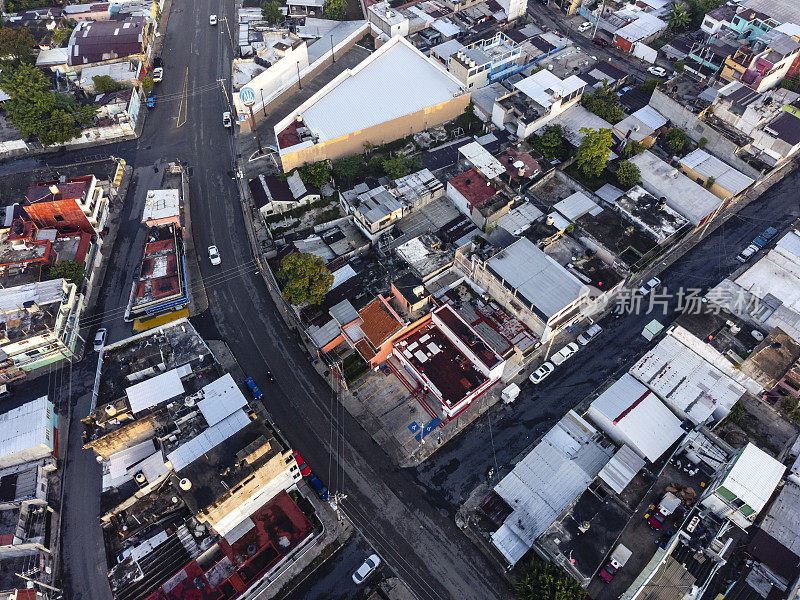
[647,492,681,530]
[598,544,632,582]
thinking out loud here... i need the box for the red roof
[359,297,404,348]
[277,121,302,150]
[448,169,496,209]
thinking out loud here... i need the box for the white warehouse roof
[126,367,187,414]
[490,411,613,565]
[288,36,465,146]
[0,396,53,462]
[459,141,506,180]
[197,373,249,427]
[629,334,745,425]
[587,374,684,462]
[720,443,785,515]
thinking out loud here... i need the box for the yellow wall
[279,94,471,172]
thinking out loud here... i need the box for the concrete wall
[278,94,470,171]
[649,88,763,180]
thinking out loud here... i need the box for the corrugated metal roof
[514,71,586,108]
[309,318,342,348]
[0,279,65,312]
[629,335,745,425]
[491,411,613,565]
[125,368,185,414]
[761,481,800,556]
[167,409,250,471]
[722,443,785,514]
[598,444,645,494]
[614,12,666,42]
[496,203,543,235]
[459,142,506,180]
[595,183,625,203]
[0,396,52,460]
[486,238,586,319]
[330,299,360,325]
[553,191,601,221]
[631,105,668,130]
[680,149,754,195]
[197,373,249,427]
[107,439,156,479]
[589,373,684,462]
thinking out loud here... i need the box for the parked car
[222,111,232,128]
[592,36,608,47]
[529,362,555,384]
[598,544,632,583]
[352,554,381,585]
[616,85,632,97]
[551,342,579,366]
[209,14,217,25]
[152,67,163,82]
[0,384,10,401]
[648,65,669,77]
[577,323,602,345]
[577,21,593,32]
[307,473,329,501]
[637,277,661,296]
[736,243,759,263]
[244,376,262,400]
[292,451,311,477]
[208,245,221,265]
[646,492,681,530]
[145,93,156,108]
[93,328,107,352]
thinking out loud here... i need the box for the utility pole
[590,0,607,40]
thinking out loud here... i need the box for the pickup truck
[646,492,680,530]
[598,544,632,583]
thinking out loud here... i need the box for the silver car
[352,554,381,584]
[551,342,579,366]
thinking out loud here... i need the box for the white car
[577,323,602,346]
[222,111,232,128]
[638,277,661,296]
[93,328,107,352]
[648,65,668,78]
[736,244,759,263]
[209,14,218,25]
[529,362,555,385]
[152,67,163,82]
[551,342,579,366]
[208,245,221,265]
[352,554,380,585]
[578,21,593,32]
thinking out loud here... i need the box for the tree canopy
[668,2,691,29]
[46,260,85,286]
[298,161,331,188]
[0,63,96,146]
[514,559,584,600]
[332,155,365,187]
[581,84,624,124]
[261,1,284,24]
[92,74,124,93]
[615,160,641,188]
[664,128,689,155]
[531,124,567,160]
[323,0,347,20]
[0,27,35,64]
[277,252,334,306]
[575,127,613,178]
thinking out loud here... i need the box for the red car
[292,451,311,477]
[593,37,609,47]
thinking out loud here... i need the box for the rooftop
[0,396,52,462]
[760,481,800,557]
[719,443,785,515]
[358,296,404,348]
[588,373,685,463]
[630,151,723,226]
[448,169,497,210]
[395,234,453,281]
[68,17,146,66]
[513,70,586,110]
[680,149,755,195]
[0,279,66,344]
[485,411,614,566]
[612,185,689,244]
[276,36,464,150]
[448,292,538,356]
[129,224,185,311]
[141,189,181,224]
[485,237,587,321]
[458,142,506,180]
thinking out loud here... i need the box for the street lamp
[296,61,302,89]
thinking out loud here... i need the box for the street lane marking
[176,67,189,128]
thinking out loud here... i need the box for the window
[45,430,50,441]
[285,456,294,464]
[290,465,298,472]
[54,215,64,222]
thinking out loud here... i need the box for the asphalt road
[17,1,799,599]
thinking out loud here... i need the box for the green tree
[298,161,330,188]
[51,18,76,47]
[781,74,800,92]
[698,136,708,149]
[46,260,85,286]
[668,2,691,29]
[514,559,583,600]
[92,74,123,93]
[616,160,641,188]
[640,78,660,94]
[664,128,689,155]
[382,154,412,180]
[705,176,715,189]
[674,59,686,72]
[0,27,35,64]
[261,1,284,24]
[575,127,613,178]
[323,0,347,20]
[0,63,95,146]
[620,140,645,158]
[332,155,365,187]
[141,76,154,92]
[581,84,624,124]
[531,124,566,160]
[277,252,334,305]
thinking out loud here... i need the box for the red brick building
[24,175,99,235]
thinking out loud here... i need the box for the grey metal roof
[680,149,754,195]
[308,318,341,348]
[761,481,800,556]
[598,444,645,494]
[486,238,585,319]
[329,299,360,325]
[595,183,625,203]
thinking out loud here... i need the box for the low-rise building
[611,12,667,53]
[456,237,592,340]
[720,29,800,93]
[0,279,82,379]
[678,148,755,201]
[0,397,57,469]
[613,105,668,148]
[249,172,321,218]
[492,70,587,139]
[701,442,785,529]
[368,1,410,38]
[342,184,408,242]
[141,189,181,227]
[436,33,527,89]
[586,373,685,463]
[66,17,149,69]
[609,185,690,245]
[630,151,729,227]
